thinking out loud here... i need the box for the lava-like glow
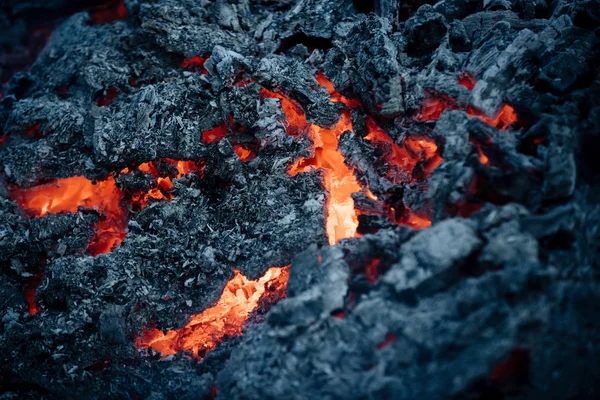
[9,160,203,256]
[129,159,203,207]
[9,176,126,256]
[262,83,362,245]
[96,87,120,107]
[180,56,208,74]
[89,0,128,25]
[262,73,444,243]
[474,143,491,166]
[135,266,289,358]
[365,258,380,283]
[458,73,476,91]
[316,72,362,108]
[418,96,517,130]
[365,118,441,184]
[202,124,228,144]
[417,73,518,130]
[233,145,255,162]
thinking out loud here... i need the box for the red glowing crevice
[180,56,208,75]
[364,258,380,284]
[262,82,362,245]
[364,118,441,184]
[24,269,44,315]
[202,124,228,144]
[458,72,476,91]
[126,159,204,209]
[9,176,127,256]
[89,0,128,25]
[232,145,255,162]
[8,158,204,314]
[262,73,445,243]
[96,87,120,107]
[136,266,290,358]
[376,332,396,350]
[417,73,518,130]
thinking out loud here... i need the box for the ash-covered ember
[8,176,126,255]
[135,266,289,358]
[261,84,363,245]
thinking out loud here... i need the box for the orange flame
[135,266,289,358]
[8,176,126,256]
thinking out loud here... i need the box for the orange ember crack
[135,266,289,358]
[417,73,517,130]
[261,81,362,245]
[8,158,204,314]
[180,56,208,75]
[8,176,127,256]
[261,73,445,243]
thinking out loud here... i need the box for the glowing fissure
[135,266,289,358]
[8,176,127,256]
[180,56,208,75]
[8,158,204,314]
[418,73,519,167]
[261,83,362,245]
[417,73,517,131]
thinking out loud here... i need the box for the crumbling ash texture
[1,0,600,399]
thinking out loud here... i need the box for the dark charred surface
[1,0,599,399]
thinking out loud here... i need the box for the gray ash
[1,0,599,399]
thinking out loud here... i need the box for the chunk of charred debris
[324,15,422,117]
[99,305,127,344]
[382,218,482,302]
[404,5,449,55]
[270,245,349,327]
[38,256,95,311]
[476,204,539,269]
[540,119,576,201]
[449,20,472,52]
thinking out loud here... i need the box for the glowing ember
[96,87,120,107]
[473,142,491,166]
[89,0,128,25]
[365,118,441,183]
[417,74,518,130]
[262,84,362,245]
[128,159,203,207]
[202,124,228,144]
[376,332,396,350]
[180,56,208,74]
[316,72,362,108]
[233,145,255,162]
[365,258,380,283]
[262,73,444,243]
[458,73,476,91]
[24,270,44,315]
[9,176,126,256]
[135,266,289,358]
